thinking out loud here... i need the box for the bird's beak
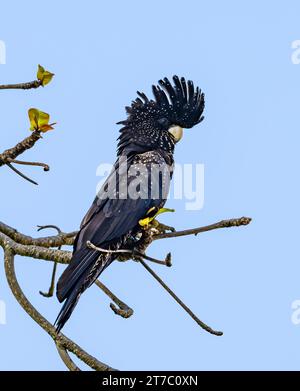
[168,125,183,143]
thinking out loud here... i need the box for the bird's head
[117,75,205,155]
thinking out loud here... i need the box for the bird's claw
[158,222,176,233]
[149,220,176,234]
[139,207,175,231]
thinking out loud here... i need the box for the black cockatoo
[55,76,205,332]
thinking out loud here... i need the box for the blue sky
[0,0,300,370]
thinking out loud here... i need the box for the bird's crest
[118,75,205,129]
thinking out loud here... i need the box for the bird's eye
[157,117,170,128]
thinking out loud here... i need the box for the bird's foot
[139,207,176,234]
[150,220,176,234]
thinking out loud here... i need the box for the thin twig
[6,162,38,185]
[0,221,76,248]
[87,241,133,255]
[40,261,57,297]
[37,225,62,234]
[0,80,42,90]
[7,158,49,172]
[141,252,172,267]
[95,280,134,319]
[37,225,61,298]
[139,259,223,336]
[87,241,170,266]
[87,241,222,335]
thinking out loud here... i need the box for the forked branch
[0,131,42,167]
[3,249,115,371]
[0,216,251,370]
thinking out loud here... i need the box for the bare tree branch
[6,162,38,185]
[95,280,134,319]
[3,248,116,371]
[0,221,76,247]
[87,241,221,335]
[87,240,171,266]
[0,222,134,318]
[0,217,251,251]
[0,130,50,185]
[0,80,42,90]
[7,158,50,171]
[0,131,42,167]
[0,230,72,264]
[139,259,223,336]
[56,343,81,371]
[0,216,252,369]
[0,128,53,186]
[153,217,252,240]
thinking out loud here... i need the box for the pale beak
[168,125,183,143]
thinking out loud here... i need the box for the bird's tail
[55,247,112,333]
[55,288,82,333]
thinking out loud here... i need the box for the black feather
[180,77,188,101]
[121,75,205,129]
[137,91,149,102]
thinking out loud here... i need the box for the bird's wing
[57,150,172,303]
[76,150,172,250]
[78,155,131,232]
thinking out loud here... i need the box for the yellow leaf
[28,108,40,131]
[28,108,56,133]
[42,71,54,86]
[37,110,50,126]
[37,64,54,86]
[37,64,45,81]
